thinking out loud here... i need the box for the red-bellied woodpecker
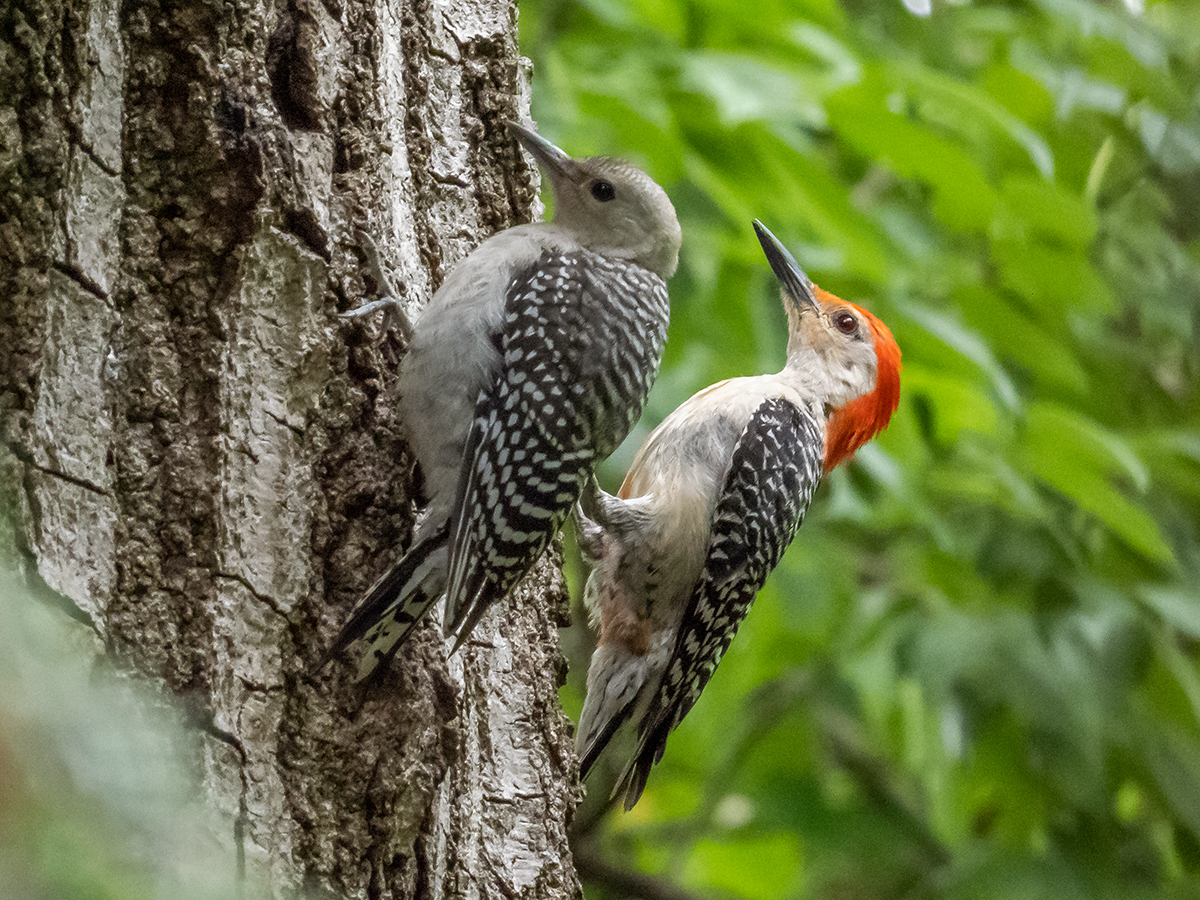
[326,122,682,678]
[574,221,901,808]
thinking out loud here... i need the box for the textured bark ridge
[0,0,582,896]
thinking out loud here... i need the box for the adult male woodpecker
[326,122,682,678]
[574,221,901,808]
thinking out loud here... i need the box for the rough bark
[0,0,582,897]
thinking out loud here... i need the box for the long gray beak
[508,121,578,183]
[753,220,818,312]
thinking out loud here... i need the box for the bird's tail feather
[446,593,491,653]
[319,523,449,675]
[354,568,444,680]
[576,643,654,778]
[614,754,654,812]
[613,718,670,810]
[602,632,676,809]
[578,711,628,780]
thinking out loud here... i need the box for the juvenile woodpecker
[574,221,901,808]
[327,122,682,678]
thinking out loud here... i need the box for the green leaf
[901,301,1020,412]
[894,60,1057,179]
[1129,103,1200,175]
[994,175,1098,248]
[680,52,816,128]
[1138,587,1200,642]
[827,72,999,232]
[683,832,803,900]
[956,285,1090,397]
[1023,402,1174,563]
[900,367,1001,445]
[992,240,1116,315]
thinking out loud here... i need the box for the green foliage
[0,577,241,900]
[526,0,1200,896]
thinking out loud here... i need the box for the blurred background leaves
[0,574,239,900]
[3,1,1197,898]
[527,0,1200,897]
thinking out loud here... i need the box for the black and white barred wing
[444,249,671,645]
[618,397,824,808]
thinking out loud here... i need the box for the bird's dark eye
[834,311,858,334]
[590,180,616,202]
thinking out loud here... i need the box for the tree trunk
[0,0,582,896]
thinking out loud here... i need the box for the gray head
[509,122,682,280]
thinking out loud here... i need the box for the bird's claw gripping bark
[342,229,414,343]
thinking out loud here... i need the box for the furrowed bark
[0,0,582,896]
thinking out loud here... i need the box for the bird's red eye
[835,311,858,334]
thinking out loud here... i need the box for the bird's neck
[780,349,870,412]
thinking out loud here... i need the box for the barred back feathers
[323,122,680,677]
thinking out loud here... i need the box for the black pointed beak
[753,220,818,312]
[507,121,579,184]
